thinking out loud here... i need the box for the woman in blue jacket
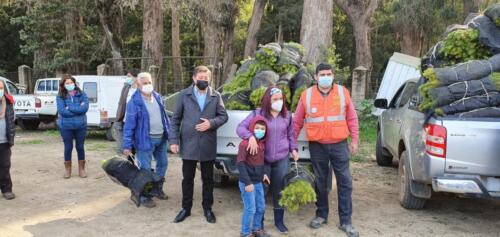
[56,74,89,179]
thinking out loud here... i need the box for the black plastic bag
[251,70,279,90]
[484,3,500,27]
[431,54,500,86]
[437,92,500,115]
[102,156,163,207]
[455,106,500,118]
[428,77,498,107]
[278,44,302,66]
[291,68,314,94]
[467,15,500,54]
[284,163,315,187]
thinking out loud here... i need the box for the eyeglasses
[270,88,282,96]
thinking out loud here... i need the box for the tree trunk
[300,0,333,65]
[333,0,378,71]
[171,0,183,92]
[399,26,422,57]
[244,0,266,58]
[463,0,480,20]
[96,0,124,75]
[351,21,372,71]
[222,23,235,87]
[333,0,378,97]
[64,0,83,73]
[141,0,164,91]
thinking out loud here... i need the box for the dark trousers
[60,127,87,161]
[266,158,289,208]
[0,143,12,193]
[309,140,353,225]
[182,159,214,211]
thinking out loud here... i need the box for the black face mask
[196,80,209,90]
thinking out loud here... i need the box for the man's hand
[245,184,254,193]
[195,118,211,132]
[292,150,299,161]
[247,136,259,155]
[263,175,271,185]
[123,149,132,156]
[350,143,359,156]
[170,144,179,154]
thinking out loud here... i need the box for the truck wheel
[213,169,229,188]
[106,126,116,141]
[398,151,426,209]
[18,119,40,130]
[376,132,393,166]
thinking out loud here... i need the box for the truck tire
[398,151,426,209]
[213,169,229,188]
[376,132,393,166]
[106,126,116,141]
[18,119,40,130]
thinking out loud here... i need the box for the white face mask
[0,89,4,98]
[141,84,154,94]
[271,100,284,112]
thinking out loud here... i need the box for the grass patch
[18,139,45,145]
[351,116,377,163]
[43,129,60,137]
[86,143,108,151]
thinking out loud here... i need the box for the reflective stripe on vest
[305,85,346,123]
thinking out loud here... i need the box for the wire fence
[105,56,222,96]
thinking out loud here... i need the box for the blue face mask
[254,129,266,140]
[318,76,333,88]
[0,89,4,98]
[65,84,75,91]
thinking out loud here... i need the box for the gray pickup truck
[375,78,500,209]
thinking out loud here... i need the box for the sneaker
[240,233,255,237]
[2,192,15,200]
[141,198,156,208]
[338,224,359,237]
[309,216,327,229]
[253,229,270,237]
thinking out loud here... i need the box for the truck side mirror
[409,95,418,107]
[374,99,388,109]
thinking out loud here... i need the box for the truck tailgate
[13,95,36,114]
[443,119,500,176]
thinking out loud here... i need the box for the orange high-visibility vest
[300,84,350,142]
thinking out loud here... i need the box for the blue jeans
[60,127,87,161]
[239,182,265,235]
[136,137,168,178]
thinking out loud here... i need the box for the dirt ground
[1,128,500,237]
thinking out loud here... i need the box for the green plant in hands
[279,180,317,212]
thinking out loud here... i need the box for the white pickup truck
[0,77,39,129]
[13,78,60,130]
[13,76,126,140]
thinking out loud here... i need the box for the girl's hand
[245,184,254,192]
[247,136,259,155]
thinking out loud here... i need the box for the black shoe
[173,209,191,223]
[204,209,216,223]
[309,216,328,229]
[141,198,156,208]
[339,224,360,237]
[2,192,15,200]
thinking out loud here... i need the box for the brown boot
[78,160,87,178]
[64,161,72,179]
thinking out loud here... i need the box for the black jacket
[3,96,15,147]
[116,83,131,123]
